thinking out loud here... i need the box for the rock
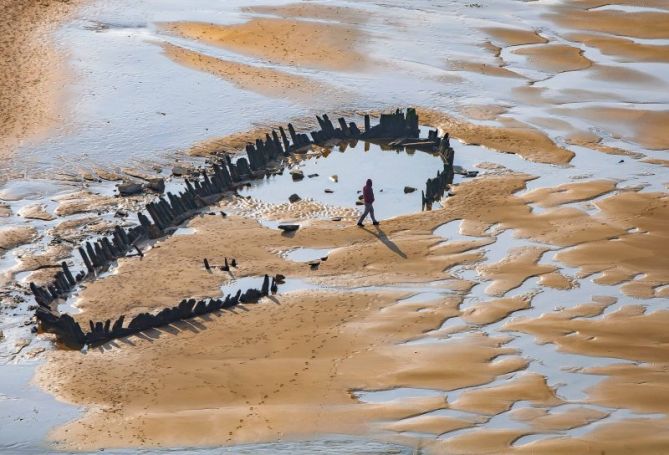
[278,224,299,232]
[275,274,286,283]
[465,171,479,178]
[117,182,143,196]
[114,209,128,218]
[330,175,338,183]
[357,195,364,200]
[146,178,165,193]
[172,165,188,176]
[290,169,304,181]
[324,189,334,193]
[331,217,342,221]
[308,260,320,270]
[0,330,3,341]
[308,173,319,178]
[288,193,301,203]
[320,256,328,261]
[355,200,364,206]
[404,186,417,193]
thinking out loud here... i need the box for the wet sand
[33,161,669,451]
[161,18,367,71]
[418,108,575,164]
[2,0,669,452]
[0,0,83,160]
[512,44,592,73]
[161,43,347,105]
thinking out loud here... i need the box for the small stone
[117,182,143,196]
[308,173,319,178]
[114,209,128,218]
[308,260,320,269]
[320,256,328,261]
[324,189,334,194]
[146,178,165,193]
[288,193,301,203]
[355,200,363,206]
[290,169,304,181]
[330,175,338,183]
[172,165,188,176]
[278,224,299,232]
[404,186,417,193]
[275,274,286,283]
[331,217,342,221]
[465,171,479,177]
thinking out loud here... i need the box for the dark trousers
[358,203,377,224]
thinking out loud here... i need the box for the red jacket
[363,184,374,204]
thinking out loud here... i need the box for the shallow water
[240,140,444,219]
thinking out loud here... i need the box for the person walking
[357,178,380,226]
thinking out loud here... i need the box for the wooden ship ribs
[32,108,458,349]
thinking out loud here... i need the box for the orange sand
[161,18,367,71]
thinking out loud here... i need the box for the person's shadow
[361,226,407,259]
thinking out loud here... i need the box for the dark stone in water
[404,186,417,193]
[117,182,143,196]
[172,165,188,176]
[278,224,299,232]
[288,193,301,203]
[324,189,334,194]
[146,178,165,193]
[290,169,304,181]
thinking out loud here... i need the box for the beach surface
[1,0,668,453]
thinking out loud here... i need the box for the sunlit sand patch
[0,0,83,160]
[457,104,508,121]
[242,3,368,25]
[513,418,669,454]
[505,302,669,362]
[160,18,367,71]
[555,106,669,151]
[161,43,348,105]
[642,158,669,167]
[418,108,574,164]
[450,373,561,415]
[222,196,358,222]
[0,225,38,251]
[481,27,547,47]
[382,413,475,436]
[477,246,554,297]
[567,32,669,63]
[446,59,527,79]
[547,3,669,39]
[588,64,666,85]
[17,203,55,221]
[513,85,626,107]
[526,116,573,133]
[511,406,609,432]
[512,44,592,73]
[520,180,617,208]
[430,428,529,454]
[461,294,533,325]
[586,363,669,415]
[36,289,528,450]
[565,131,645,159]
[556,192,669,298]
